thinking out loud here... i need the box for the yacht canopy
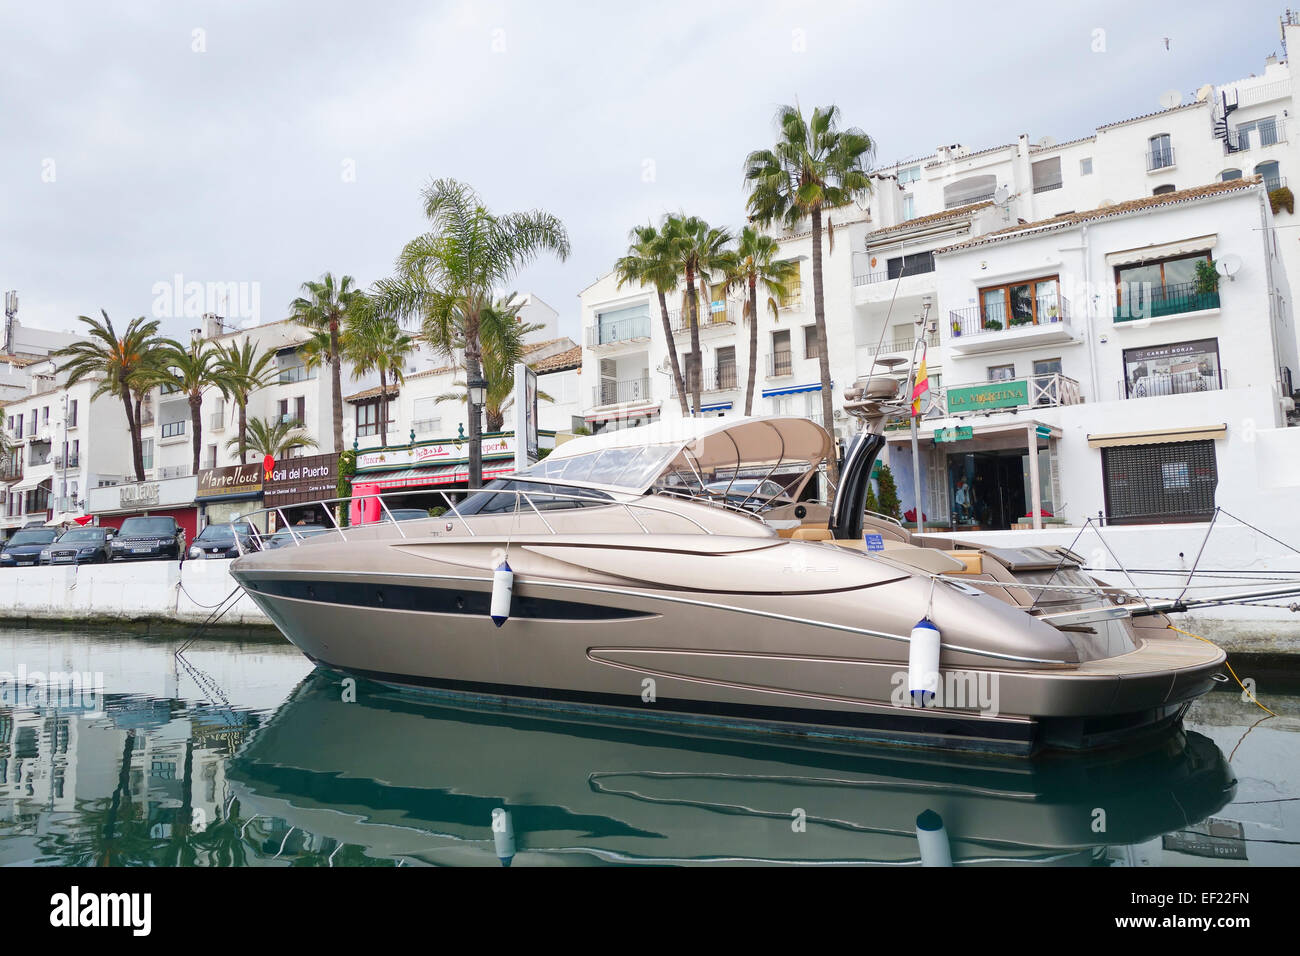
[522,416,833,493]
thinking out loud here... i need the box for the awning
[761,382,826,399]
[699,402,732,412]
[361,462,517,490]
[584,402,660,423]
[1087,423,1227,449]
[12,476,51,495]
[1105,234,1216,267]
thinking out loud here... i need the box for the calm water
[0,625,1295,867]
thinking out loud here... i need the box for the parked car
[265,524,331,550]
[188,522,259,559]
[111,516,186,561]
[41,526,113,565]
[1,528,59,567]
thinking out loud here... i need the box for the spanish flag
[912,346,929,417]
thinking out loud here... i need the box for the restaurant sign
[934,426,974,443]
[946,380,1029,414]
[196,463,263,499]
[356,434,517,472]
[119,483,160,508]
[263,452,339,506]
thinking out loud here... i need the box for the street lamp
[466,373,488,489]
[467,375,488,408]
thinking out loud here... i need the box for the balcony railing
[1146,146,1176,171]
[157,465,189,479]
[209,412,226,431]
[1122,365,1224,400]
[279,414,305,428]
[938,372,1083,417]
[160,420,186,438]
[668,305,739,334]
[860,330,940,359]
[950,294,1072,338]
[852,262,936,286]
[0,459,21,481]
[412,418,440,435]
[768,350,794,377]
[1113,280,1220,322]
[278,365,315,384]
[1032,178,1063,194]
[586,316,652,347]
[944,192,995,209]
[52,455,79,469]
[593,376,652,406]
[671,365,739,397]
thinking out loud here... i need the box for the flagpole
[909,338,925,538]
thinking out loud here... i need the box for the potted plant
[951,319,962,337]
[1046,303,1060,322]
[1193,259,1220,297]
[983,318,1003,331]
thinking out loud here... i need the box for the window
[1234,116,1279,150]
[1079,157,1093,176]
[204,444,217,469]
[42,407,49,424]
[141,439,153,471]
[596,302,650,343]
[1220,168,1242,181]
[898,165,921,185]
[771,330,792,375]
[716,346,737,389]
[14,414,21,437]
[1122,339,1222,398]
[1114,251,1213,320]
[412,397,440,435]
[944,174,997,209]
[902,195,916,221]
[1032,358,1062,405]
[1102,440,1217,524]
[886,251,935,279]
[1031,157,1063,193]
[68,400,78,426]
[354,400,392,437]
[803,326,821,361]
[1255,160,1282,191]
[987,364,1016,382]
[1152,184,1176,195]
[70,439,79,466]
[1147,134,1174,170]
[978,275,1060,329]
[779,271,803,308]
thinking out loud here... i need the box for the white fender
[915,809,952,867]
[492,807,516,867]
[908,618,941,705]
[490,559,514,627]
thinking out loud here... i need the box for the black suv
[111,516,186,561]
[1,528,58,568]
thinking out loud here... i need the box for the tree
[724,225,799,415]
[614,220,689,412]
[875,463,902,521]
[669,215,735,416]
[213,337,278,464]
[145,338,233,475]
[288,273,366,454]
[54,311,164,481]
[744,104,874,481]
[372,178,569,487]
[230,416,318,459]
[433,295,550,432]
[344,301,415,447]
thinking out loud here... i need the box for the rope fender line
[1166,623,1277,718]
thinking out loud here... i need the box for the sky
[0,0,1289,341]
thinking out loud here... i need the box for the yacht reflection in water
[225,672,1238,867]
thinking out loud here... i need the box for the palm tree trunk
[329,321,344,453]
[238,399,248,464]
[189,392,203,475]
[378,368,388,446]
[465,315,484,488]
[686,265,701,417]
[121,393,144,481]
[658,291,689,414]
[746,276,759,416]
[810,206,838,484]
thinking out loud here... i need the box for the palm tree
[433,296,548,432]
[614,220,689,412]
[670,215,735,416]
[744,104,874,480]
[344,302,415,447]
[54,311,164,481]
[213,337,278,464]
[725,226,800,415]
[288,273,366,454]
[143,338,234,475]
[230,416,318,459]
[372,178,570,487]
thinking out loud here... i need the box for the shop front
[85,475,201,541]
[195,463,264,531]
[262,453,339,529]
[886,420,1061,532]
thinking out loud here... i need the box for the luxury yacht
[229,411,1232,756]
[224,671,1237,866]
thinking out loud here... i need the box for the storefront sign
[119,483,160,508]
[934,426,974,443]
[196,463,263,499]
[356,434,517,472]
[1122,338,1221,399]
[263,452,338,506]
[946,381,1029,414]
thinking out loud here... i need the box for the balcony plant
[1046,303,1061,322]
[982,317,1003,331]
[950,319,962,337]
[1193,259,1220,296]
[1270,185,1294,216]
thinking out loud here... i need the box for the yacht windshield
[456,480,615,515]
[518,444,678,490]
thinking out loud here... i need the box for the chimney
[202,312,224,339]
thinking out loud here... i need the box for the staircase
[1212,89,1242,153]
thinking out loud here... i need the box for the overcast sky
[0,0,1286,341]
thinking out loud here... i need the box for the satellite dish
[1216,254,1242,278]
[1196,84,1214,102]
[1159,90,1183,109]
[992,184,1012,206]
[1036,136,1055,148]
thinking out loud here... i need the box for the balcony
[586,316,651,349]
[940,372,1084,417]
[1146,147,1176,172]
[768,350,794,377]
[278,365,315,384]
[278,414,305,428]
[856,331,939,367]
[209,412,226,431]
[948,294,1077,354]
[157,465,189,479]
[671,365,739,397]
[944,192,994,209]
[1113,281,1220,323]
[592,375,652,407]
[0,459,21,482]
[160,420,187,440]
[52,455,80,470]
[668,304,739,335]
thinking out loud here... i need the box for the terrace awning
[1105,235,1217,267]
[1087,423,1227,449]
[761,382,826,399]
[362,462,516,489]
